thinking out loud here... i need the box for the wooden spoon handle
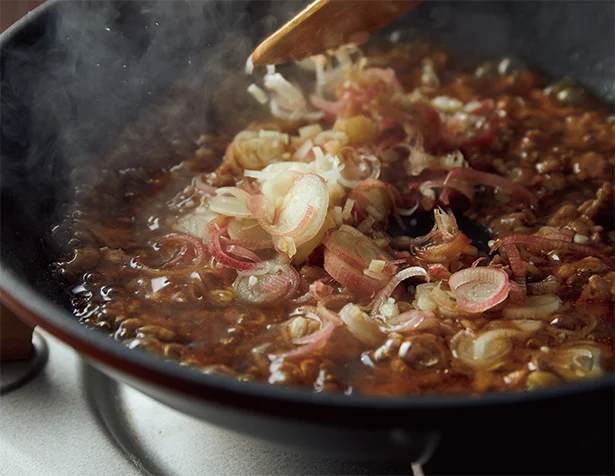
[251,0,421,67]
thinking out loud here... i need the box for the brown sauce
[52,43,614,396]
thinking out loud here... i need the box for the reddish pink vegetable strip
[508,281,525,305]
[381,310,437,334]
[323,249,385,296]
[207,223,260,271]
[491,234,608,260]
[443,168,538,209]
[503,244,527,295]
[281,321,336,358]
[370,266,428,315]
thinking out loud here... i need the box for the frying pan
[1,1,614,473]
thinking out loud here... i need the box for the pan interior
[1,0,613,402]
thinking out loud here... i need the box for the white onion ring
[371,267,428,316]
[234,264,299,305]
[502,294,562,319]
[448,268,510,313]
[451,328,524,371]
[339,303,385,347]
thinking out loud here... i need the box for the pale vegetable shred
[54,41,614,397]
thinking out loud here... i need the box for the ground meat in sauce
[52,42,614,397]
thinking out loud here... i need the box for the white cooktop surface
[1,331,136,475]
[0,331,413,476]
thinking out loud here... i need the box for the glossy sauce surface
[52,43,614,396]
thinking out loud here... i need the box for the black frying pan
[1,1,614,474]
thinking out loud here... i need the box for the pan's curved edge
[1,2,614,462]
[0,0,55,45]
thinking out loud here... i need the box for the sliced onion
[406,145,439,176]
[292,319,335,345]
[323,249,386,296]
[510,319,545,333]
[209,187,252,217]
[380,310,437,334]
[414,232,471,263]
[451,328,523,370]
[316,303,342,326]
[503,294,562,319]
[356,215,376,234]
[310,95,345,117]
[526,371,561,389]
[543,232,574,242]
[547,313,596,340]
[293,139,314,161]
[413,282,468,318]
[471,257,488,267]
[278,320,335,359]
[502,244,526,295]
[259,173,329,255]
[393,223,439,248]
[427,263,451,281]
[448,267,510,313]
[508,281,525,305]
[370,267,428,316]
[545,341,603,380]
[291,212,335,265]
[396,202,419,217]
[472,328,524,360]
[323,226,392,271]
[289,304,340,329]
[430,283,470,317]
[433,208,458,240]
[192,175,217,195]
[464,99,495,115]
[339,303,385,347]
[443,168,538,209]
[264,72,308,117]
[309,280,334,302]
[438,175,476,205]
[338,148,381,188]
[413,174,475,206]
[491,234,607,260]
[527,276,561,296]
[207,222,260,271]
[224,244,262,263]
[413,283,439,313]
[221,236,274,250]
[536,226,574,242]
[230,130,290,170]
[234,264,300,305]
[227,218,272,243]
[349,178,395,224]
[254,170,304,221]
[411,102,442,149]
[339,81,380,106]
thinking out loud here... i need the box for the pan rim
[1,0,613,415]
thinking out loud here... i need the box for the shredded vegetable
[57,41,614,397]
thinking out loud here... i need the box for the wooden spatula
[249,0,421,68]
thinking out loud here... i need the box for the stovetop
[2,331,613,476]
[0,331,415,476]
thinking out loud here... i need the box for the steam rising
[2,1,613,186]
[0,0,296,287]
[0,0,612,286]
